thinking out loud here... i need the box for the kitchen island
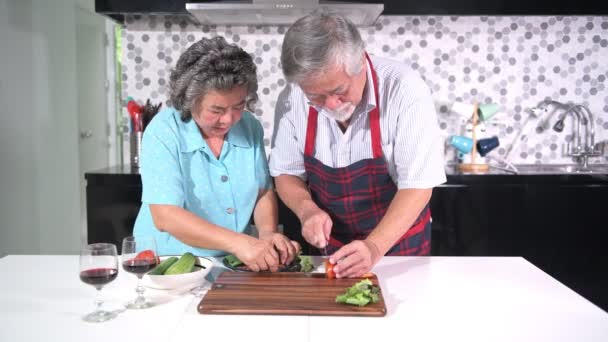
[85,165,608,311]
[0,255,606,341]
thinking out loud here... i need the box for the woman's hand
[234,236,280,272]
[330,239,382,278]
[259,232,301,265]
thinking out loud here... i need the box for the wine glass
[121,236,158,309]
[79,243,119,323]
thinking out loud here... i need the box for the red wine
[122,259,157,275]
[80,268,118,287]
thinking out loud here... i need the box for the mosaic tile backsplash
[121,15,608,165]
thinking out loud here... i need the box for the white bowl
[142,255,213,290]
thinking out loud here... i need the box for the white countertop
[0,255,606,341]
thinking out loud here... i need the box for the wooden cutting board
[198,272,386,316]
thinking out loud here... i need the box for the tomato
[325,259,336,279]
[135,249,158,263]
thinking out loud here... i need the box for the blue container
[476,136,500,157]
[449,135,474,154]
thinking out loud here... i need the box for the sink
[512,164,608,175]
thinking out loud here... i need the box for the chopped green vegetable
[224,254,244,267]
[298,255,314,273]
[225,253,316,272]
[336,279,380,306]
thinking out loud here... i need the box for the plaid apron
[303,53,431,256]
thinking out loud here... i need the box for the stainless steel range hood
[185,0,384,26]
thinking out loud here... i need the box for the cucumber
[164,252,196,275]
[149,256,178,275]
[224,254,244,267]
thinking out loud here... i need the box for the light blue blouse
[133,107,272,256]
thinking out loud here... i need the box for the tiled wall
[121,15,608,165]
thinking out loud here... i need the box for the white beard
[323,102,356,122]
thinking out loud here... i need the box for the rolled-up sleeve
[392,79,446,189]
[140,123,184,206]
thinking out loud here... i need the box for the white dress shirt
[269,55,446,189]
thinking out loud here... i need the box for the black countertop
[85,164,608,186]
[441,165,608,185]
[85,165,141,186]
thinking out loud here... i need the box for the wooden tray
[198,272,386,317]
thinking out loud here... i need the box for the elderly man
[269,11,446,278]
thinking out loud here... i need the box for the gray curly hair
[281,10,365,84]
[169,36,258,121]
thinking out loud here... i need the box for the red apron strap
[369,108,382,159]
[365,53,383,159]
[304,106,319,157]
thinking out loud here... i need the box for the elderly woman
[133,36,299,272]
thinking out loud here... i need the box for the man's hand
[259,232,301,265]
[234,236,280,272]
[330,239,382,278]
[300,206,332,248]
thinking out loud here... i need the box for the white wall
[0,0,84,255]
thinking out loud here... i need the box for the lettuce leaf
[336,279,380,306]
[298,255,314,272]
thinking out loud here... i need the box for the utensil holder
[458,103,490,173]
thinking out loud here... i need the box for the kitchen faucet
[574,104,596,150]
[503,100,562,162]
[551,105,583,153]
[536,100,604,169]
[568,104,602,168]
